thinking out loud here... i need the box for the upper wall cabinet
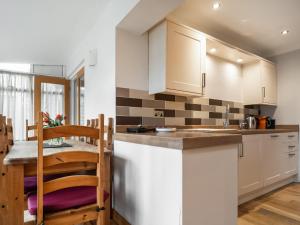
[242,60,277,105]
[149,20,206,96]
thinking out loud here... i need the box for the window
[0,71,34,140]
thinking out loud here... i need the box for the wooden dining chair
[25,119,37,141]
[88,117,113,221]
[6,118,14,146]
[26,112,108,225]
[86,119,91,143]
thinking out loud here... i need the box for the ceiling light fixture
[281,30,289,35]
[237,58,243,63]
[213,2,221,10]
[210,48,217,53]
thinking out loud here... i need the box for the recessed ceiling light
[281,30,289,35]
[213,2,221,10]
[237,58,243,63]
[210,48,217,53]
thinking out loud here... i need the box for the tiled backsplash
[116,87,259,127]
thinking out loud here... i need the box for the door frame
[74,67,84,125]
[34,75,70,125]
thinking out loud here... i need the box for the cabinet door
[282,151,298,179]
[238,135,263,196]
[261,61,277,105]
[167,22,205,95]
[262,134,283,186]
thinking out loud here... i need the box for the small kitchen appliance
[246,116,257,129]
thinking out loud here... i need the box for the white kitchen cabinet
[149,20,206,96]
[238,135,263,196]
[242,60,277,105]
[262,134,283,186]
[239,132,298,197]
[281,132,299,179]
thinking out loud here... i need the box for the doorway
[73,68,85,125]
[34,75,70,125]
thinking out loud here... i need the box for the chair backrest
[25,119,37,141]
[6,118,13,146]
[86,119,91,143]
[37,112,106,225]
[86,117,113,150]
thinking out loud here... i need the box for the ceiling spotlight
[237,58,243,63]
[210,48,217,53]
[213,2,221,10]
[281,30,289,35]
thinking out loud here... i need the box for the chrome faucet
[223,104,230,128]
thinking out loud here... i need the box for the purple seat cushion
[27,186,109,215]
[24,175,64,193]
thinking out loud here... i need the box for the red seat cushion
[27,186,109,215]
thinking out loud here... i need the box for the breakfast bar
[113,131,242,225]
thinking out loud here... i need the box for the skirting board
[239,175,298,205]
[113,209,131,225]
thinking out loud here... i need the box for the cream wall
[116,29,149,91]
[205,55,243,102]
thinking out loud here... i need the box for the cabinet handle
[289,153,296,156]
[288,145,296,148]
[202,73,206,88]
[239,143,244,158]
[288,135,295,138]
[262,87,266,98]
[270,135,279,138]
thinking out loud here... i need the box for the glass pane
[41,83,64,119]
[79,76,84,125]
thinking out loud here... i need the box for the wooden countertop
[115,126,298,150]
[115,132,242,150]
[182,128,299,135]
[4,140,111,165]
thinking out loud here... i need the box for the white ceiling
[0,0,108,64]
[168,0,300,57]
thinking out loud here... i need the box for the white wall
[273,49,300,124]
[272,49,300,180]
[206,55,243,102]
[66,0,141,120]
[116,29,149,91]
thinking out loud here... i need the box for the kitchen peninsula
[113,131,241,225]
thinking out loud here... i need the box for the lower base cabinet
[262,134,283,186]
[238,135,263,196]
[239,132,298,197]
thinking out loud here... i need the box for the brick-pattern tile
[185,118,202,125]
[115,87,259,126]
[116,97,142,107]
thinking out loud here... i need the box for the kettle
[246,116,257,129]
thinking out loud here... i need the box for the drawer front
[265,133,282,141]
[282,132,298,142]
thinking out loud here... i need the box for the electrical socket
[154,110,164,117]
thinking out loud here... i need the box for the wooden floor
[238,183,300,225]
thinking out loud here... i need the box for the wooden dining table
[1,139,112,225]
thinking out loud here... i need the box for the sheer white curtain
[41,83,64,119]
[0,71,34,140]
